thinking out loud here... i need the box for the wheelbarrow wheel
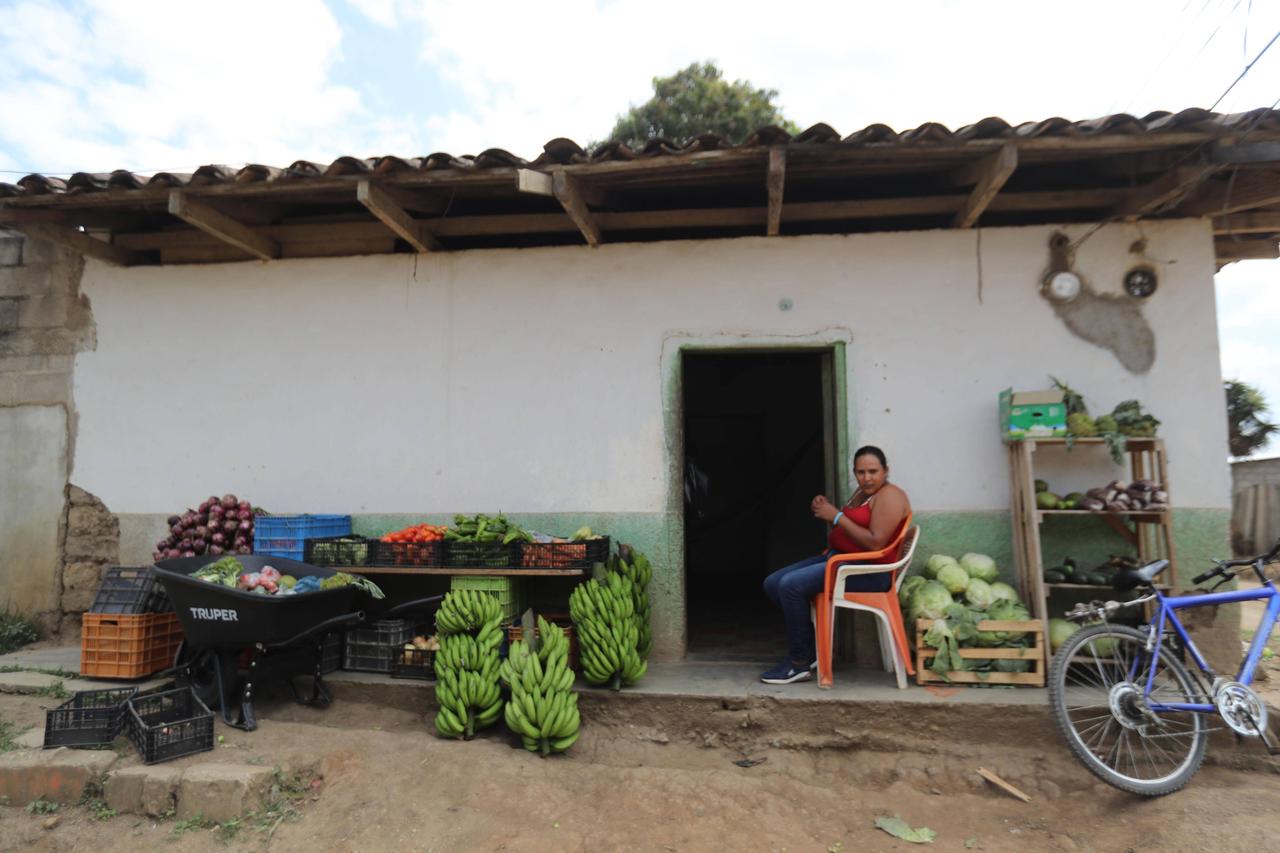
[174,641,239,712]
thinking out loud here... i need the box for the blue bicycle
[1049,541,1280,796]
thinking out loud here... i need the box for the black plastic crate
[126,687,214,765]
[343,619,414,673]
[321,632,342,674]
[368,540,444,567]
[444,541,515,568]
[304,535,373,567]
[516,537,611,569]
[89,567,170,614]
[391,645,435,681]
[43,687,138,749]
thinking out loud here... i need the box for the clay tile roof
[1,109,1276,200]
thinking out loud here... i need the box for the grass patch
[0,665,81,679]
[0,610,39,655]
[27,798,59,815]
[33,680,70,700]
[0,716,18,752]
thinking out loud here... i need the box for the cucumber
[1044,569,1067,584]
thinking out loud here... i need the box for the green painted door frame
[662,330,853,656]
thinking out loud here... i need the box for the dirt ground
[4,674,1280,853]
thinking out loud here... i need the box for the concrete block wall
[0,230,105,635]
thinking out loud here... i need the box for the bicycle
[1048,541,1280,796]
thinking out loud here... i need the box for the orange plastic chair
[812,517,918,689]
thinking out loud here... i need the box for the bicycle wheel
[1049,624,1208,796]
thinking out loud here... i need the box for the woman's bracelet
[831,511,845,528]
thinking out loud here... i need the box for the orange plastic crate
[80,612,184,679]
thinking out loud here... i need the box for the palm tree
[1225,379,1278,458]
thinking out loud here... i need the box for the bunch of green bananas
[435,587,502,634]
[433,590,505,739]
[499,616,580,755]
[569,572,647,690]
[612,547,653,659]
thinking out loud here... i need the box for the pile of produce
[444,513,530,545]
[903,552,1033,677]
[153,493,256,561]
[433,589,505,739]
[570,570,647,690]
[190,556,384,598]
[519,526,608,568]
[500,616,580,756]
[1035,478,1168,513]
[612,546,654,658]
[380,523,447,544]
[1043,554,1140,587]
[1053,378,1162,464]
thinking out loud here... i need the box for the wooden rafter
[1215,237,1280,261]
[167,191,279,261]
[953,144,1018,228]
[552,172,601,246]
[357,180,442,252]
[17,223,149,266]
[766,147,786,236]
[1111,165,1218,221]
[1180,173,1280,216]
[1214,212,1280,234]
[515,169,554,197]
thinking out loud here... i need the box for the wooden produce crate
[508,616,579,671]
[914,619,1045,687]
[81,612,184,679]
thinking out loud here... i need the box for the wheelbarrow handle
[261,610,366,652]
[379,594,445,621]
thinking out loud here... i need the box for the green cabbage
[958,553,999,583]
[974,599,1030,646]
[963,577,995,610]
[899,575,927,607]
[909,581,954,621]
[1048,618,1079,653]
[923,555,959,580]
[988,582,1019,606]
[936,563,970,595]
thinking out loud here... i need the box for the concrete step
[104,762,275,822]
[0,747,118,805]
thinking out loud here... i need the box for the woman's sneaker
[760,660,814,684]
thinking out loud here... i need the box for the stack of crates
[450,576,525,624]
[254,514,352,561]
[81,567,182,679]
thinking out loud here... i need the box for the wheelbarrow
[153,555,440,731]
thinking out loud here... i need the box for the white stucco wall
[71,219,1229,515]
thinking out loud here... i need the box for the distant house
[1231,456,1280,554]
[2,107,1278,659]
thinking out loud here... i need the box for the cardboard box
[999,388,1067,441]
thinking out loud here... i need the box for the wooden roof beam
[1182,173,1280,217]
[1215,237,1280,261]
[356,180,442,252]
[766,148,786,236]
[1111,165,1218,221]
[17,223,150,266]
[953,144,1018,228]
[552,172,601,246]
[1214,212,1280,235]
[168,191,279,261]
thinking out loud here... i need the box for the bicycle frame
[1143,579,1280,713]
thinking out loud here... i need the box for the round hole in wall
[778,297,793,311]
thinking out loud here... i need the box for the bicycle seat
[1113,558,1169,591]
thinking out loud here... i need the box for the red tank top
[827,497,903,558]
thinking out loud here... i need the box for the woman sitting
[760,445,911,685]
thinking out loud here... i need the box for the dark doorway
[682,350,834,660]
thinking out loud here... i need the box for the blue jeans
[763,552,892,664]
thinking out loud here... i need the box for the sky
[0,0,1277,448]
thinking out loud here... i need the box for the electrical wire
[1210,28,1280,110]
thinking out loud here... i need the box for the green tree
[605,61,799,149]
[1225,379,1278,457]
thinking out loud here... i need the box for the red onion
[238,519,252,532]
[181,549,196,558]
[192,540,207,554]
[182,513,197,528]
[166,548,182,559]
[211,531,226,546]
[170,523,184,537]
[237,509,252,521]
[195,525,210,540]
[221,494,238,510]
[223,519,239,535]
[209,544,224,556]
[166,515,181,526]
[198,500,210,513]
[235,545,251,555]
[237,500,251,513]
[209,504,225,518]
[152,550,164,561]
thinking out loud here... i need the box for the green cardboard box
[999,388,1067,441]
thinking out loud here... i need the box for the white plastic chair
[813,525,921,689]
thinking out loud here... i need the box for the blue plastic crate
[254,514,351,561]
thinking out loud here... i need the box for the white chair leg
[891,643,909,689]
[875,619,893,672]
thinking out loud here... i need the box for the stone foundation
[59,485,121,636]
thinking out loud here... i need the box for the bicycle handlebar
[1192,539,1280,585]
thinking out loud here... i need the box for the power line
[1210,28,1280,110]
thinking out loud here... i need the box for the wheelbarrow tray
[153,555,362,649]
